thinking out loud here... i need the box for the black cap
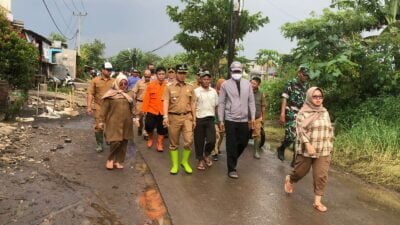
[298,66,309,76]
[200,70,211,78]
[176,64,188,73]
[167,67,175,73]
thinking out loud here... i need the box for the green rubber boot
[170,150,179,175]
[253,137,261,159]
[95,132,104,153]
[181,149,193,174]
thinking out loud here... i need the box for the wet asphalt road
[139,134,400,225]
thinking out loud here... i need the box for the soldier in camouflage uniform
[277,66,309,166]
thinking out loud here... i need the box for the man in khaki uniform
[133,70,151,137]
[163,64,196,175]
[87,62,114,152]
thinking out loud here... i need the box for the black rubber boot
[277,145,285,161]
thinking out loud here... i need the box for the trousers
[225,120,249,172]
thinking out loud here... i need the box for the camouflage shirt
[282,78,308,114]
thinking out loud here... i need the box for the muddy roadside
[1,91,171,225]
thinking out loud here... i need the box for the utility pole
[227,0,240,78]
[73,11,87,56]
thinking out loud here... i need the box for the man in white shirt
[193,71,219,171]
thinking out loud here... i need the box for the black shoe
[277,147,285,161]
[212,155,219,161]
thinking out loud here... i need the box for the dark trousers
[225,120,249,172]
[145,113,167,135]
[194,117,216,160]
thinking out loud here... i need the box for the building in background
[0,0,13,21]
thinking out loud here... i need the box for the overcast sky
[13,0,331,59]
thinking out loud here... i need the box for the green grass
[333,117,400,191]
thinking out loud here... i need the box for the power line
[148,39,175,53]
[42,0,77,40]
[79,0,86,12]
[265,0,300,20]
[71,0,80,12]
[51,0,74,35]
[61,0,74,13]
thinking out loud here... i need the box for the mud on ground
[0,112,170,225]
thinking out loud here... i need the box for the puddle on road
[138,186,168,225]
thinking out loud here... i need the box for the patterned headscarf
[102,74,133,103]
[298,87,327,129]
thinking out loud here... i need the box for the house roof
[23,29,52,45]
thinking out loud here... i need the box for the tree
[80,39,106,69]
[281,6,400,117]
[48,32,67,43]
[0,14,38,91]
[167,0,269,76]
[110,48,162,71]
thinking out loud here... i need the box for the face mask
[231,73,242,80]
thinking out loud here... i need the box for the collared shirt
[163,82,195,114]
[254,89,267,119]
[133,79,150,101]
[296,111,334,158]
[282,78,308,113]
[128,76,140,90]
[141,80,166,115]
[87,76,114,110]
[194,86,218,118]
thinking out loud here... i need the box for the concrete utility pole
[227,0,241,79]
[73,11,87,55]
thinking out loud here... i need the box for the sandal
[197,161,206,171]
[204,156,213,167]
[114,162,124,169]
[313,203,328,212]
[284,175,293,194]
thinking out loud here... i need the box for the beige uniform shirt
[133,79,149,101]
[164,82,196,114]
[87,76,114,110]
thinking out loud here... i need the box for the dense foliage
[167,0,269,76]
[0,14,38,91]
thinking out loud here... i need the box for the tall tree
[0,14,38,91]
[80,39,106,69]
[167,0,269,76]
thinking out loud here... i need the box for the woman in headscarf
[99,74,136,170]
[284,87,334,212]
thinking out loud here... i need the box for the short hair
[252,77,262,85]
[156,66,166,73]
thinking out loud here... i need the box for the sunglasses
[312,95,323,100]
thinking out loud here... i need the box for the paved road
[139,134,400,225]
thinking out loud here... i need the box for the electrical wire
[148,39,175,53]
[51,0,75,35]
[71,0,80,12]
[41,0,76,40]
[265,0,300,20]
[61,0,74,13]
[79,0,86,12]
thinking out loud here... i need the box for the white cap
[230,61,242,72]
[103,62,113,69]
